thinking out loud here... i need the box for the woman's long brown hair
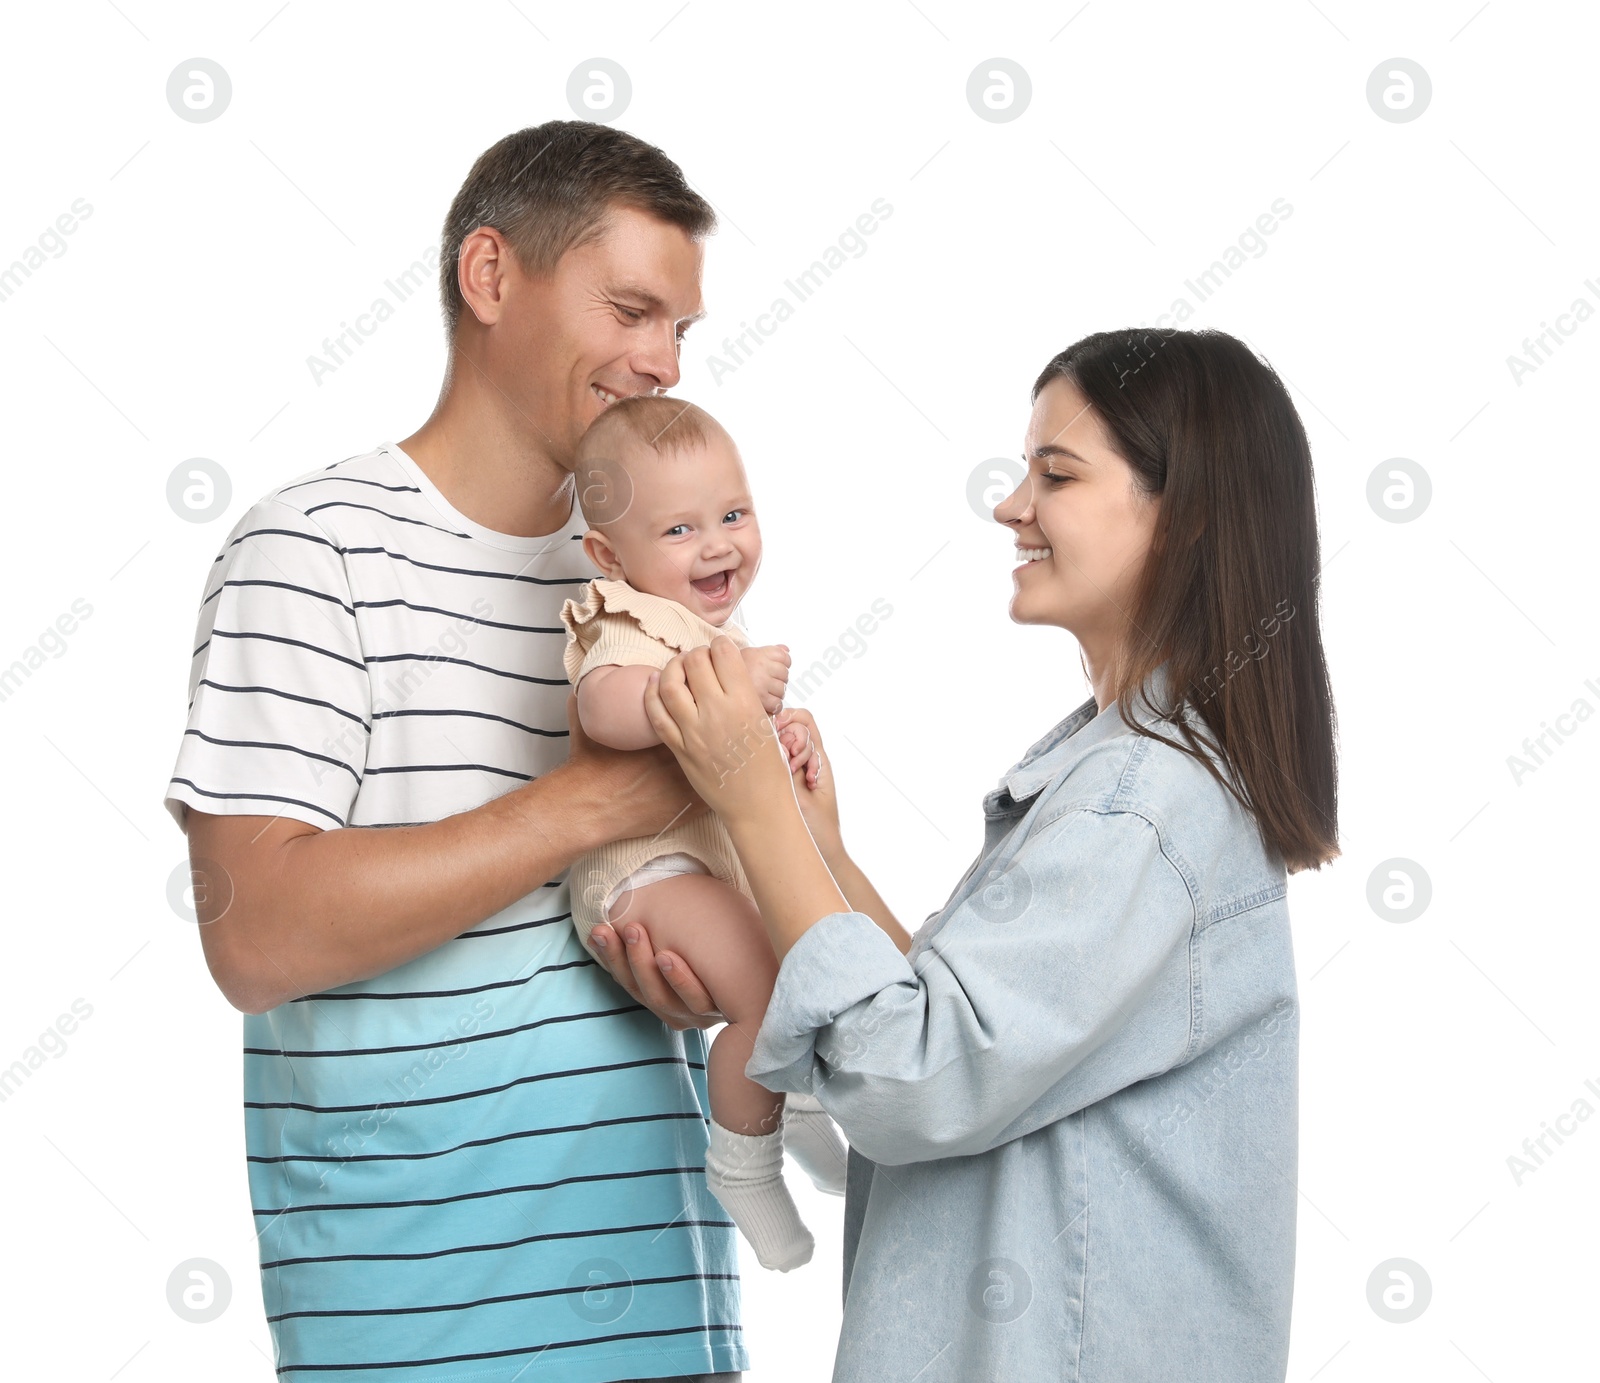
[1033,329,1339,872]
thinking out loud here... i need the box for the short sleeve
[575,611,676,682]
[163,498,370,834]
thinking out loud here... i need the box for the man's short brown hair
[438,120,716,334]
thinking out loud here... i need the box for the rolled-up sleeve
[747,806,1196,1165]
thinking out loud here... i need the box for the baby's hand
[777,716,820,790]
[739,643,791,716]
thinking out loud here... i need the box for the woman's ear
[582,530,623,578]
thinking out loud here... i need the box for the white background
[1,1,1595,1379]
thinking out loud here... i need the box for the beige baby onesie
[559,577,756,957]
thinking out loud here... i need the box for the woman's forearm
[724,802,850,963]
[821,847,913,954]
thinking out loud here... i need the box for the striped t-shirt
[163,442,746,1383]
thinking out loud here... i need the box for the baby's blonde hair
[574,395,729,529]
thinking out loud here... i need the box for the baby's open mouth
[691,569,733,599]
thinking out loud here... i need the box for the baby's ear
[581,529,618,576]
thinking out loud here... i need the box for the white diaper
[601,851,709,922]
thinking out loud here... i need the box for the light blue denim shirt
[748,666,1298,1382]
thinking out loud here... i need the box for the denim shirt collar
[988,662,1179,809]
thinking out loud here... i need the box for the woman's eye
[1038,471,1070,486]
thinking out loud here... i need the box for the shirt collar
[993,662,1180,806]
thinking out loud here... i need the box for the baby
[559,393,846,1271]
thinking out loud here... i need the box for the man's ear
[582,530,623,578]
[455,225,514,328]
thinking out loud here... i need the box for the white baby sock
[703,1120,814,1272]
[781,1089,849,1196]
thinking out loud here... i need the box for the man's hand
[565,687,711,839]
[589,919,725,1031]
[568,687,725,1029]
[739,643,791,715]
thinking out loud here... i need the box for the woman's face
[996,376,1161,652]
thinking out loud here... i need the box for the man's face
[488,204,706,469]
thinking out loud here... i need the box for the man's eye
[617,305,644,322]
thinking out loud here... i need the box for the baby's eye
[665,523,689,537]
[722,509,746,524]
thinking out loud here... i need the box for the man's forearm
[216,763,610,1010]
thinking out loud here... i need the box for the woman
[589,328,1339,1382]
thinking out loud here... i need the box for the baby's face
[590,431,761,625]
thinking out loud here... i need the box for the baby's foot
[782,1089,849,1196]
[704,1121,814,1271]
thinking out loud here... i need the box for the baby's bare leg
[608,870,813,1270]
[609,871,782,1135]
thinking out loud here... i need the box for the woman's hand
[643,636,797,827]
[588,919,725,1031]
[774,707,843,862]
[647,639,855,964]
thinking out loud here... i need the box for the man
[164,120,749,1383]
